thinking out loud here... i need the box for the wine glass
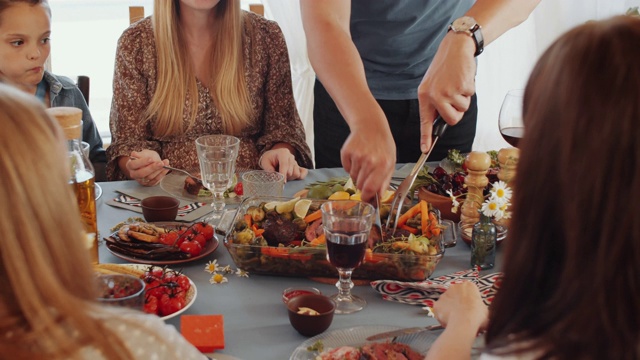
[321,200,375,314]
[195,135,240,223]
[499,89,525,147]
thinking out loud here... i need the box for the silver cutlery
[365,324,444,341]
[129,156,202,183]
[385,117,448,235]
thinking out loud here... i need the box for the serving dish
[105,221,219,265]
[224,196,444,281]
[94,263,197,321]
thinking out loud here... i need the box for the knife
[365,324,443,341]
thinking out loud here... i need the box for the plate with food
[94,263,197,321]
[290,325,440,360]
[104,221,219,265]
[225,196,444,281]
[160,169,248,203]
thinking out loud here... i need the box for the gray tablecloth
[96,165,499,360]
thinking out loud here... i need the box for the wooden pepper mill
[459,151,491,226]
[494,148,519,229]
[497,147,519,186]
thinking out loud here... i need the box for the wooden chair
[77,75,90,106]
[129,6,145,24]
[249,4,264,16]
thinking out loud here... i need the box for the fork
[385,117,448,235]
[129,156,202,183]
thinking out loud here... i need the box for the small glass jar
[471,214,497,270]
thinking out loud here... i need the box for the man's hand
[340,117,395,203]
[417,32,477,152]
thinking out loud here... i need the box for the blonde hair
[146,0,254,137]
[0,83,132,359]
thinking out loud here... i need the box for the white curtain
[262,0,638,159]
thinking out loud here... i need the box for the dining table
[96,165,502,360]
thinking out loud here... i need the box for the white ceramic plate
[159,170,249,204]
[290,325,440,360]
[116,264,197,321]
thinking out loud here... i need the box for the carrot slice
[308,233,326,246]
[243,214,252,228]
[396,202,422,227]
[399,224,419,234]
[304,209,322,223]
[251,224,265,237]
[420,200,429,235]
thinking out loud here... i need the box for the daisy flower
[221,265,233,274]
[481,198,502,219]
[446,189,461,213]
[236,269,249,278]
[490,180,512,203]
[204,260,220,274]
[209,273,228,284]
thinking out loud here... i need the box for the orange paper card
[181,314,225,352]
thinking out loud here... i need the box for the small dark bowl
[96,274,145,310]
[287,294,335,336]
[141,196,180,222]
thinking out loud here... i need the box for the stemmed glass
[195,135,240,223]
[321,200,375,314]
[499,89,525,147]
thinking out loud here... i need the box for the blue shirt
[350,0,473,100]
[37,71,106,164]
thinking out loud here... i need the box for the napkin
[371,268,502,308]
[106,188,212,222]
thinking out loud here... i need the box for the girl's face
[0,2,51,92]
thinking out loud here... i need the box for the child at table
[0,82,206,359]
[426,15,640,359]
[0,0,106,181]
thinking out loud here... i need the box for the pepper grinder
[459,151,491,227]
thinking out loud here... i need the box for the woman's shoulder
[118,17,154,46]
[243,10,284,40]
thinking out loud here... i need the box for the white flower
[481,198,502,219]
[422,306,436,318]
[221,265,233,274]
[236,269,249,277]
[490,181,512,203]
[209,273,228,284]
[204,260,220,274]
[447,189,461,213]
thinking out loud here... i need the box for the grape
[433,166,448,180]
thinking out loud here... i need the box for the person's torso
[350,0,473,99]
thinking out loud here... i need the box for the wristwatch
[448,16,484,57]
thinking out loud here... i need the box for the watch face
[452,16,476,32]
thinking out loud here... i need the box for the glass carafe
[47,107,99,263]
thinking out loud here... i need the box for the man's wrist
[448,16,484,57]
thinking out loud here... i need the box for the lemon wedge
[343,177,356,194]
[264,201,279,211]
[328,191,351,200]
[350,190,362,201]
[275,197,300,214]
[380,189,395,203]
[293,199,312,219]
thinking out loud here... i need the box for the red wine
[325,230,367,269]
[500,127,524,147]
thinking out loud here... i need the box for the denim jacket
[43,71,107,164]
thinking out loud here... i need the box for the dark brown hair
[485,15,640,359]
[0,0,50,20]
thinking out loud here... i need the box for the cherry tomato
[192,233,207,248]
[201,224,214,241]
[143,295,158,314]
[160,293,186,316]
[176,275,191,292]
[192,222,205,233]
[179,240,202,257]
[234,182,243,196]
[160,232,179,246]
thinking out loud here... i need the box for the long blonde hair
[146,0,253,137]
[0,83,132,359]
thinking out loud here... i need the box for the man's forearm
[466,0,541,45]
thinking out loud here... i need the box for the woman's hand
[125,150,170,186]
[259,145,308,181]
[433,281,488,332]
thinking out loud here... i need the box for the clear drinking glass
[242,170,285,198]
[499,89,525,148]
[321,200,375,314]
[195,135,240,223]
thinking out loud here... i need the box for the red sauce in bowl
[282,287,321,304]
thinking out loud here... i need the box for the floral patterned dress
[106,12,313,181]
